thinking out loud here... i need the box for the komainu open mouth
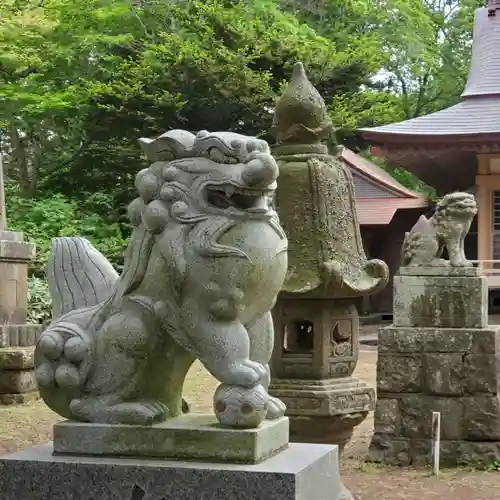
[206,185,273,213]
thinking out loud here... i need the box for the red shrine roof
[359,6,500,193]
[340,148,428,225]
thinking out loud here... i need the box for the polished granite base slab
[0,442,342,500]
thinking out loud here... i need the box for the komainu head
[434,192,477,223]
[129,130,279,234]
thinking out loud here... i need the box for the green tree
[30,0,388,205]
[378,0,483,120]
[1,0,392,276]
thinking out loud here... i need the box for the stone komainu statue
[401,192,477,267]
[35,130,289,428]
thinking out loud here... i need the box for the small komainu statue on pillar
[35,130,288,429]
[401,192,477,268]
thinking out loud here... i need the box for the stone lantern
[0,153,41,404]
[269,63,389,452]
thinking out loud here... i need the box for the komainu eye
[208,147,225,163]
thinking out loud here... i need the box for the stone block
[423,328,473,352]
[269,376,375,417]
[469,327,500,353]
[369,436,500,467]
[463,396,500,440]
[0,391,39,405]
[409,439,462,466]
[399,395,424,438]
[0,239,36,261]
[53,415,289,464]
[377,354,422,393]
[381,327,500,354]
[0,442,343,500]
[373,398,400,435]
[367,434,410,465]
[378,327,422,353]
[423,398,463,440]
[0,369,37,394]
[0,347,35,370]
[0,231,25,242]
[398,266,480,277]
[0,324,43,348]
[463,354,500,394]
[456,441,500,467]
[423,353,463,396]
[270,378,373,450]
[288,413,367,450]
[393,274,487,329]
[408,439,431,466]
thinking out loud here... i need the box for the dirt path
[0,346,499,498]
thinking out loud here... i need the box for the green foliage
[486,459,500,472]
[27,276,52,325]
[0,0,484,245]
[359,150,437,200]
[5,182,128,276]
[373,0,484,119]
[1,0,389,202]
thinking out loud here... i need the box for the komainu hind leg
[69,308,168,425]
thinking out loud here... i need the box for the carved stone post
[268,63,389,497]
[0,154,42,404]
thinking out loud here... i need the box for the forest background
[0,0,483,319]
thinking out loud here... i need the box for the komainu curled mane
[35,130,288,427]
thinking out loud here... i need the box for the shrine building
[360,2,500,302]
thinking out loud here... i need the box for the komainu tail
[47,237,119,321]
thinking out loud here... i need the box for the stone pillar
[369,266,500,466]
[0,230,43,404]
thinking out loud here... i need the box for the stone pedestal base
[54,415,289,464]
[269,376,374,448]
[369,325,500,467]
[0,325,43,348]
[286,413,367,452]
[394,267,487,328]
[0,442,342,500]
[0,345,41,404]
[0,231,36,325]
[0,391,39,405]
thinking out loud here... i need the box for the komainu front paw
[266,396,286,420]
[450,258,473,267]
[221,360,267,388]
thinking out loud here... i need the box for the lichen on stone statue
[34,129,289,428]
[401,192,477,268]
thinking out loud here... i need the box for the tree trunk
[9,124,40,198]
[8,125,31,197]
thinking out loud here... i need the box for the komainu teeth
[209,184,273,197]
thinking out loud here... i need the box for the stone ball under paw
[213,383,268,429]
